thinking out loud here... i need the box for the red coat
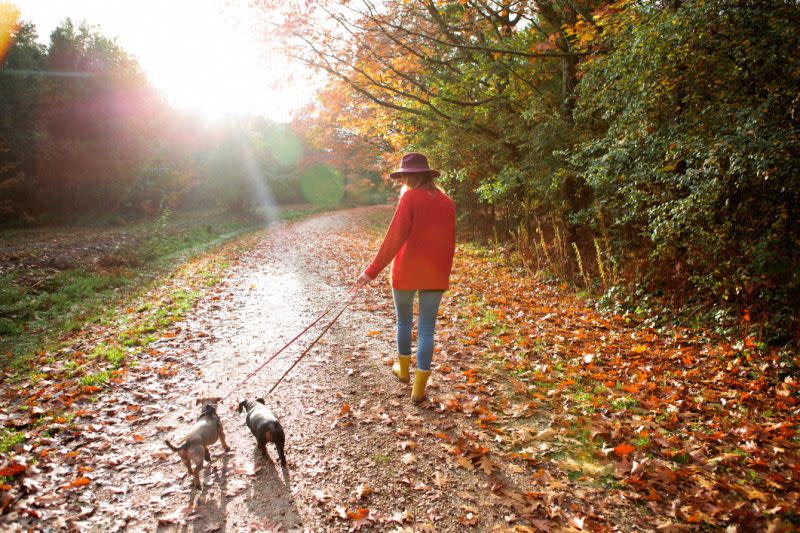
[365,187,456,290]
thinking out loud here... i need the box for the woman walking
[356,153,456,403]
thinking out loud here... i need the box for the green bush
[571,0,800,339]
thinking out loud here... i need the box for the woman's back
[364,186,455,290]
[392,187,455,290]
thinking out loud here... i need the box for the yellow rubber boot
[392,354,410,383]
[411,369,431,404]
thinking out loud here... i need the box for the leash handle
[221,284,361,403]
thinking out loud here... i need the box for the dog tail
[165,439,186,452]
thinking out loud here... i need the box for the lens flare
[0,3,20,63]
[239,137,279,223]
[265,126,304,168]
[300,164,344,207]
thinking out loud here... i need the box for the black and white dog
[237,398,286,465]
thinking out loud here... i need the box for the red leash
[221,285,362,402]
[268,292,355,394]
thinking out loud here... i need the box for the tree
[269,0,604,232]
[0,10,46,219]
[33,19,163,215]
[571,0,800,337]
[278,0,799,338]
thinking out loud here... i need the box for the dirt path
[52,206,500,532]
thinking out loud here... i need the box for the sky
[13,0,317,122]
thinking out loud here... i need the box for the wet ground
[69,207,495,532]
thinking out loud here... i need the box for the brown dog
[165,398,229,488]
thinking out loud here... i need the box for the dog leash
[220,284,363,403]
[267,292,355,394]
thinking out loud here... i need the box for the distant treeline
[0,17,386,223]
[290,0,799,341]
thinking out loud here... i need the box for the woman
[356,152,456,403]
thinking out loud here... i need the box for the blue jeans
[393,289,444,371]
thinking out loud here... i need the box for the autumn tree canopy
[276,0,800,340]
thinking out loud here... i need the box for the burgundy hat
[389,152,440,179]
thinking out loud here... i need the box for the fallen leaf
[63,477,91,490]
[244,463,262,476]
[311,489,329,504]
[134,471,165,486]
[614,443,635,459]
[0,492,11,512]
[571,515,586,529]
[355,483,374,500]
[534,428,557,441]
[224,479,247,497]
[458,505,479,526]
[456,456,475,470]
[0,463,26,477]
[157,504,195,525]
[348,508,373,531]
[646,486,661,501]
[479,455,495,475]
[387,510,412,524]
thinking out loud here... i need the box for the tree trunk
[561,53,578,120]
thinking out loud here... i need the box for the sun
[134,2,289,119]
[15,0,315,122]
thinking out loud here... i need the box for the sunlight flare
[14,0,315,121]
[240,137,280,222]
[0,2,20,62]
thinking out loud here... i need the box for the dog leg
[181,456,193,478]
[275,428,287,466]
[194,456,204,488]
[218,422,230,451]
[204,447,211,462]
[256,434,268,457]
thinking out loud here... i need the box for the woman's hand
[356,272,373,287]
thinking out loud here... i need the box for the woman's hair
[401,171,442,195]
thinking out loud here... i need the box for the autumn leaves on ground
[1,207,798,532]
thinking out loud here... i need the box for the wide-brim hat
[389,152,440,179]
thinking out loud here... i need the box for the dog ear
[237,401,245,413]
[196,398,203,405]
[256,398,265,405]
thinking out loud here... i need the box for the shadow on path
[245,447,301,530]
